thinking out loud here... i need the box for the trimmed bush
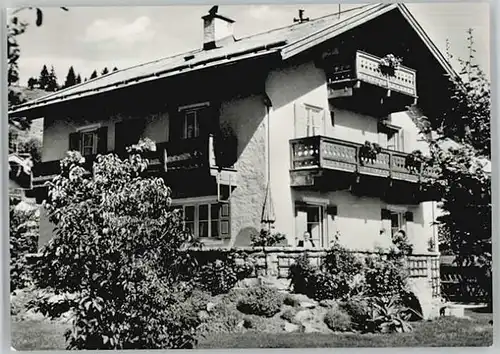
[340,297,374,332]
[188,289,213,313]
[236,287,283,318]
[364,255,408,297]
[280,308,297,323]
[283,294,301,308]
[288,254,316,296]
[324,308,352,332]
[197,259,238,296]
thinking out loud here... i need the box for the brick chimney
[202,5,235,50]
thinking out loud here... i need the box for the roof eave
[280,3,460,81]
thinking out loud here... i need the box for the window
[177,201,230,239]
[295,203,325,248]
[389,210,407,237]
[81,131,97,156]
[294,103,325,138]
[305,105,324,137]
[387,129,405,151]
[183,110,200,139]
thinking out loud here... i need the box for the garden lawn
[11,309,492,350]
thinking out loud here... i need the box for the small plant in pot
[214,122,237,168]
[378,54,403,77]
[405,150,425,173]
[359,141,382,164]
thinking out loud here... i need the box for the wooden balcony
[32,134,238,191]
[290,136,439,202]
[324,51,417,115]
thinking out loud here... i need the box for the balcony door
[294,103,325,138]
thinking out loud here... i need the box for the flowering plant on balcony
[378,54,403,77]
[405,150,427,173]
[359,141,382,162]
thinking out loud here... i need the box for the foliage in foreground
[236,286,283,318]
[31,140,201,349]
[10,197,39,291]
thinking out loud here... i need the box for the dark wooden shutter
[220,203,231,239]
[381,208,391,220]
[169,110,183,142]
[97,127,108,154]
[404,211,414,222]
[326,205,338,216]
[69,132,80,152]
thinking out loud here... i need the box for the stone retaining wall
[193,246,442,319]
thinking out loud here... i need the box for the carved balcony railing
[326,51,417,98]
[290,135,437,184]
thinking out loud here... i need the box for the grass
[11,319,68,351]
[11,309,493,350]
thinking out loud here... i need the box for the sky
[11,2,491,86]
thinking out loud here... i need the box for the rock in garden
[283,322,300,332]
[300,301,316,309]
[294,309,314,323]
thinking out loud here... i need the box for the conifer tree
[38,64,50,89]
[90,70,98,79]
[64,66,77,88]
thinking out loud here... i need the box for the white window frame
[178,102,210,140]
[295,201,327,248]
[171,196,229,239]
[76,124,101,156]
[304,104,325,137]
[386,205,408,237]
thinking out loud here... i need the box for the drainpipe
[264,95,272,233]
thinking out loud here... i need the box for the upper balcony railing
[326,51,417,98]
[290,135,437,184]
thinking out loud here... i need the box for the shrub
[340,297,374,332]
[283,294,301,308]
[32,142,201,349]
[370,296,413,333]
[307,270,341,301]
[236,287,283,317]
[197,259,238,296]
[250,229,287,247]
[364,255,408,297]
[280,308,297,323]
[27,289,78,319]
[324,308,352,332]
[188,289,213,313]
[10,196,39,292]
[288,254,316,296]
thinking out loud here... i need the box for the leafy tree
[101,67,109,75]
[414,29,491,303]
[27,77,38,89]
[436,29,490,158]
[38,65,50,90]
[10,196,39,291]
[89,70,98,79]
[46,66,59,92]
[19,137,43,164]
[8,7,67,128]
[63,66,77,88]
[32,139,201,349]
[76,74,82,84]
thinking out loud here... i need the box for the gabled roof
[9,3,457,116]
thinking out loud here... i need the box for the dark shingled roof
[9,4,380,113]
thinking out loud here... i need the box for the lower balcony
[290,136,439,202]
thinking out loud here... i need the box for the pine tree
[112,67,118,72]
[101,67,109,75]
[76,74,82,84]
[64,66,77,88]
[46,66,59,92]
[90,70,98,79]
[38,65,50,89]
